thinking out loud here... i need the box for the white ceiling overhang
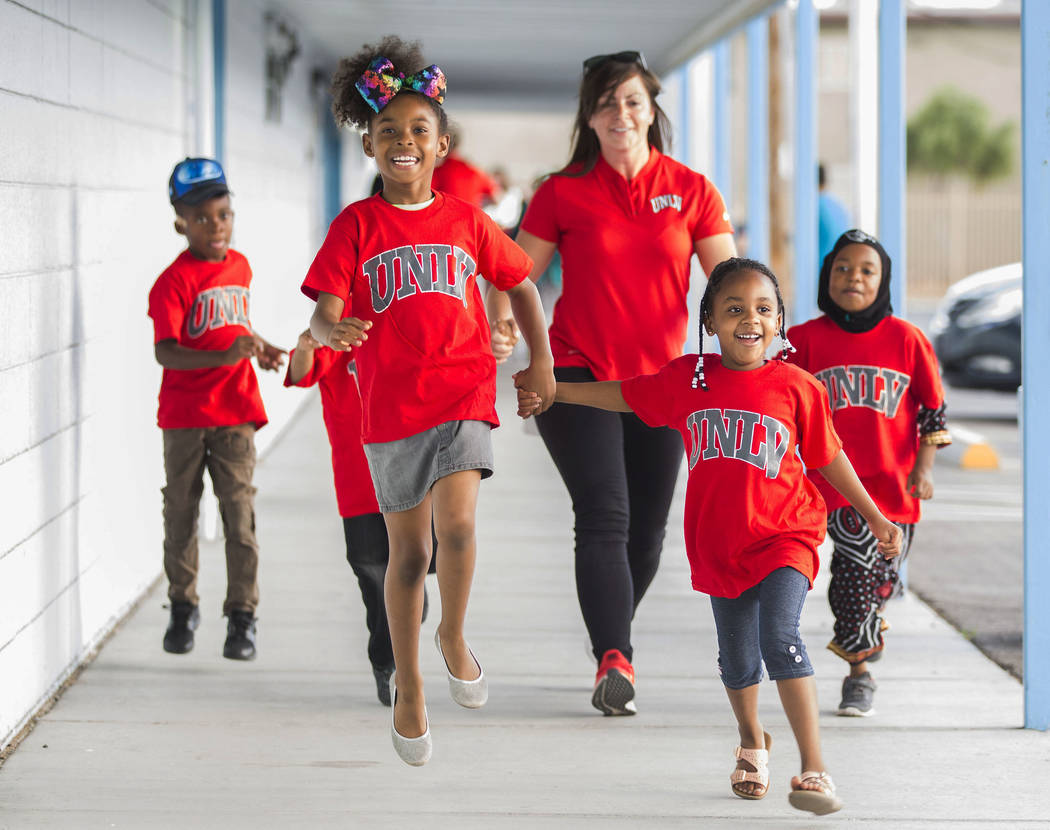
[274,0,782,109]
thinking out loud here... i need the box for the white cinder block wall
[0,0,364,750]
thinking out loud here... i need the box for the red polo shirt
[521,149,732,380]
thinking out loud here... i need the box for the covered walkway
[0,372,1044,828]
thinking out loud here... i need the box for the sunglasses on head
[582,50,649,74]
[842,229,879,246]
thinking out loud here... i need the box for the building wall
[0,0,358,750]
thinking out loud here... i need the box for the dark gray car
[929,263,1022,390]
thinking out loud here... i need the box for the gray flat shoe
[434,630,488,709]
[390,672,431,766]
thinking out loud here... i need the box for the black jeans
[536,366,684,663]
[343,514,436,671]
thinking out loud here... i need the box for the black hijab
[817,229,893,333]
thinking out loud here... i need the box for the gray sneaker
[837,672,877,717]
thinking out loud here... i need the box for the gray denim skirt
[363,419,494,513]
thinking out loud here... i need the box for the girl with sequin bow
[301,36,554,766]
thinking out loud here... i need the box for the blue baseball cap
[168,157,230,206]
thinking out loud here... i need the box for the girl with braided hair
[303,35,554,766]
[517,258,902,815]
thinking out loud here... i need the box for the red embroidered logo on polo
[650,193,683,214]
[362,244,474,312]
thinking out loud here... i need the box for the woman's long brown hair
[561,61,672,177]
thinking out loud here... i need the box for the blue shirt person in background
[818,163,852,265]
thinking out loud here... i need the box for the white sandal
[730,731,772,800]
[788,770,843,815]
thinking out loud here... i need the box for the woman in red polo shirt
[489,50,736,716]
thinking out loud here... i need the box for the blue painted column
[321,101,342,227]
[712,41,731,199]
[877,0,906,319]
[746,16,769,265]
[1022,0,1050,732]
[678,64,691,167]
[793,0,818,325]
[212,0,226,163]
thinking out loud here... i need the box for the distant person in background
[818,164,851,265]
[431,127,501,208]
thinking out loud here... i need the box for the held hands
[868,516,904,559]
[516,385,542,418]
[296,329,323,353]
[907,465,934,500]
[512,365,555,419]
[225,335,258,365]
[254,335,287,371]
[490,318,520,364]
[327,317,372,351]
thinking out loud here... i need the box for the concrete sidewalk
[1,370,1047,828]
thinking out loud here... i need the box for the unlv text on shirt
[813,365,911,418]
[685,408,791,479]
[187,286,250,338]
[363,244,476,313]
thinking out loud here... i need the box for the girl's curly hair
[330,35,448,133]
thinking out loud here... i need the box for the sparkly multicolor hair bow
[355,56,447,113]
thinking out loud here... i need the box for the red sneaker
[592,649,636,716]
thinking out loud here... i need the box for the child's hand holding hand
[512,363,555,419]
[516,386,543,418]
[226,335,258,364]
[906,464,934,500]
[328,318,372,350]
[254,336,288,371]
[869,516,903,559]
[490,318,520,365]
[297,329,322,353]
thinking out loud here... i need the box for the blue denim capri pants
[363,419,494,513]
[709,566,814,689]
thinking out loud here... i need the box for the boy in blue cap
[148,157,285,660]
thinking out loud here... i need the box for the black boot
[373,664,394,706]
[163,601,200,654]
[223,610,257,661]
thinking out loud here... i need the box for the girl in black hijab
[787,229,951,719]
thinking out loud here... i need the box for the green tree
[906,87,1015,184]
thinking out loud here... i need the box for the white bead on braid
[779,327,797,361]
[691,319,709,390]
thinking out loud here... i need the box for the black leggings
[536,366,684,663]
[343,514,437,670]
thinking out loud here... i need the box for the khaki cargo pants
[162,424,259,615]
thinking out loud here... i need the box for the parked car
[929,262,1021,390]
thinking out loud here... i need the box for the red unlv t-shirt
[284,348,379,518]
[521,149,732,381]
[787,315,945,523]
[147,249,267,430]
[622,356,841,598]
[301,193,532,444]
